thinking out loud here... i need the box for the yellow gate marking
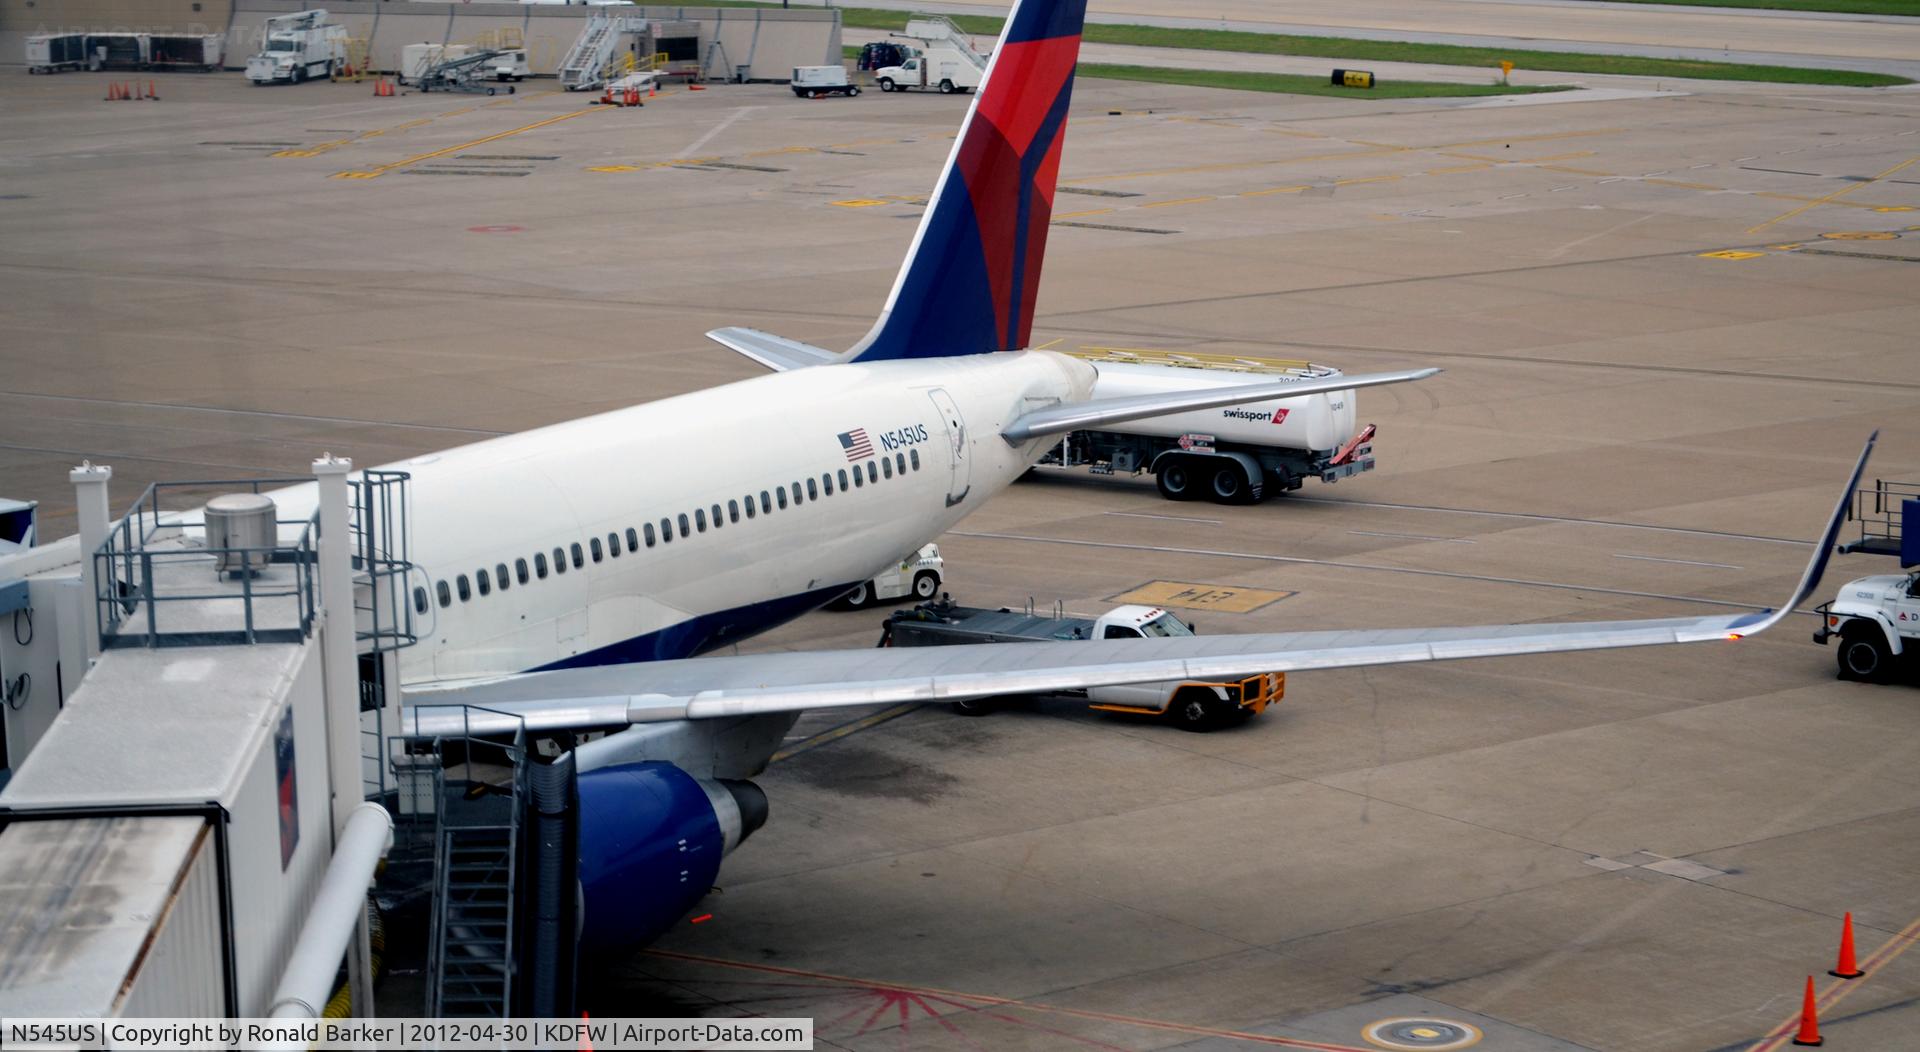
[1699,250,1765,260]
[331,107,609,179]
[1747,154,1920,234]
[1111,581,1295,613]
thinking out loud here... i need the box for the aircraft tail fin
[845,0,1088,363]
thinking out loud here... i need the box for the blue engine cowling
[575,761,767,954]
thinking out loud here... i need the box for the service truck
[245,10,347,85]
[1033,348,1380,504]
[879,597,1283,730]
[791,65,862,98]
[1812,480,1918,683]
[873,16,987,94]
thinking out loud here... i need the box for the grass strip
[1568,0,1920,15]
[763,2,1913,86]
[1078,64,1571,98]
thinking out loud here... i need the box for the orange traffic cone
[147,80,158,100]
[1830,912,1865,979]
[1791,975,1824,1047]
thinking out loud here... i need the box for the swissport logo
[1222,407,1289,425]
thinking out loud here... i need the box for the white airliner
[247,0,1869,952]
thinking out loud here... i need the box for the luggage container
[148,34,224,72]
[86,32,150,71]
[26,33,89,74]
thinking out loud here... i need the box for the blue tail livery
[845,0,1088,363]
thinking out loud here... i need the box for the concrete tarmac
[3,65,1920,1050]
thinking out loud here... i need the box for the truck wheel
[1156,458,1196,501]
[848,85,862,96]
[913,571,939,600]
[1208,462,1253,505]
[1837,623,1894,683]
[879,78,895,92]
[939,79,956,94]
[1166,688,1222,732]
[841,581,873,610]
[951,696,996,717]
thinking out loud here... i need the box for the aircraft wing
[707,327,840,372]
[401,433,1873,738]
[1000,367,1441,442]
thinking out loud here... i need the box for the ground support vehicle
[1813,480,1919,683]
[792,65,861,97]
[25,34,88,74]
[832,545,941,610]
[1033,348,1378,504]
[245,10,347,85]
[873,16,987,94]
[879,598,1283,730]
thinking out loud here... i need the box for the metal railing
[1841,479,1918,558]
[93,477,319,649]
[349,469,417,655]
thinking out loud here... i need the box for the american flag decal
[837,429,875,461]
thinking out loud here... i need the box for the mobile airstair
[559,13,645,91]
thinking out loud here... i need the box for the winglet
[1725,430,1876,636]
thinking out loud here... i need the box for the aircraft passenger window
[728,500,740,523]
[838,469,850,491]
[711,504,723,529]
[853,467,863,488]
[695,508,708,532]
[608,532,621,557]
[571,542,584,568]
[553,547,566,574]
[882,458,893,480]
[776,488,788,510]
[678,513,690,537]
[807,478,818,501]
[495,563,510,591]
[477,569,491,597]
[660,518,673,543]
[535,552,549,578]
[457,575,471,602]
[760,491,772,514]
[867,462,879,484]
[1103,625,1141,639]
[896,453,907,475]
[591,537,603,562]
[414,586,429,615]
[625,527,638,552]
[516,558,529,585]
[644,522,656,547]
[823,473,834,496]
[744,495,756,519]
[437,581,451,607]
[911,449,920,471]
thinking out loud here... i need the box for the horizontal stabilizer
[707,327,840,372]
[400,429,1873,737]
[1001,367,1440,443]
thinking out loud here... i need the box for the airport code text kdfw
[1,1018,813,1050]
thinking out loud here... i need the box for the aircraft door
[926,388,970,507]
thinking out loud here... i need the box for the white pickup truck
[879,598,1283,730]
[1814,571,1919,682]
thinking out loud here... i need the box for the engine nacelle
[575,761,767,953]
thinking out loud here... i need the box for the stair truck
[1813,480,1919,683]
[245,10,347,85]
[873,16,988,94]
[879,597,1283,730]
[1032,348,1382,505]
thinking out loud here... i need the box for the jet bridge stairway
[430,820,518,1017]
[559,14,643,91]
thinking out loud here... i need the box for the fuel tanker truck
[1033,348,1381,504]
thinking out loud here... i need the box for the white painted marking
[1613,553,1743,570]
[677,106,759,159]
[1105,511,1222,525]
[1583,856,1635,872]
[1547,211,1655,259]
[1349,530,1475,544]
[1644,858,1728,882]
